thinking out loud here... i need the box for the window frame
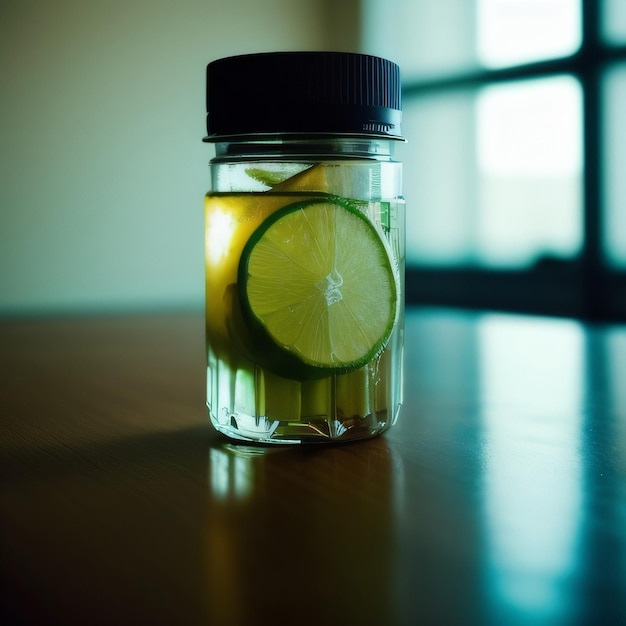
[402,1,626,321]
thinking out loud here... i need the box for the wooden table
[1,308,625,625]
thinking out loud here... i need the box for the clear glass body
[205,138,405,443]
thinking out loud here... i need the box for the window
[363,0,626,320]
[603,0,626,45]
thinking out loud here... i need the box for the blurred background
[1,0,625,319]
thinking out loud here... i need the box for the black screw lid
[204,51,403,141]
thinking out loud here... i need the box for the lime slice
[238,199,398,375]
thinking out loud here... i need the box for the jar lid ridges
[205,51,402,140]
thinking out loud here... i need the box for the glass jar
[203,52,405,444]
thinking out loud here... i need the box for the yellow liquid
[205,191,403,443]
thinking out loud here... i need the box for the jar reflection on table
[205,438,401,625]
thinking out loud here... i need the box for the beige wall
[0,0,361,314]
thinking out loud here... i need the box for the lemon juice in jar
[204,53,405,443]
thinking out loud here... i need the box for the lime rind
[244,164,315,189]
[237,197,399,378]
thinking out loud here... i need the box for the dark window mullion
[580,0,605,319]
[403,54,583,96]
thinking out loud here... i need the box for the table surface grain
[1,308,625,626]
